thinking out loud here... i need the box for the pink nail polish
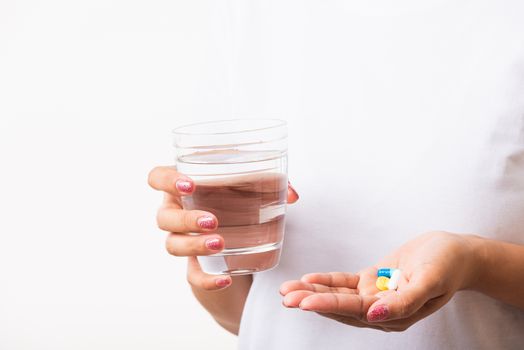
[175,179,193,193]
[368,305,389,322]
[288,181,299,199]
[205,238,222,251]
[197,216,217,230]
[216,278,230,287]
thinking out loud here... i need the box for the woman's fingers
[300,272,360,289]
[280,280,357,296]
[186,256,232,291]
[280,278,359,308]
[282,288,359,308]
[166,232,224,256]
[157,207,218,233]
[298,293,379,320]
[148,166,195,196]
[283,290,316,307]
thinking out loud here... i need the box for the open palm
[280,232,476,332]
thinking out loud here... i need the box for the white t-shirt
[217,1,524,349]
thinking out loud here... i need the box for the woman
[149,1,524,348]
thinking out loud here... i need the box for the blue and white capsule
[377,268,397,278]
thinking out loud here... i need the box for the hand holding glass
[173,119,289,275]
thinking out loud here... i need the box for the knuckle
[186,239,202,256]
[184,211,197,231]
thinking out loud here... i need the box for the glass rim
[172,118,287,136]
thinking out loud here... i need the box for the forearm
[191,274,253,335]
[466,235,524,310]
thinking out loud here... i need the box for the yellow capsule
[376,276,390,291]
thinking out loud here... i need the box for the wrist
[460,234,488,291]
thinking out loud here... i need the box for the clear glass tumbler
[173,119,288,275]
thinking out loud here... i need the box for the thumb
[186,256,232,291]
[366,274,440,322]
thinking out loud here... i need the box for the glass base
[198,242,282,275]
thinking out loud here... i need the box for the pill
[387,269,402,290]
[376,276,390,291]
[377,268,396,278]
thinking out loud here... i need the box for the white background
[1,1,238,349]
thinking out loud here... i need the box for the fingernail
[205,238,222,251]
[175,179,193,194]
[288,181,298,197]
[368,304,389,322]
[197,216,217,230]
[216,278,231,287]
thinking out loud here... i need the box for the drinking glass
[173,119,288,275]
